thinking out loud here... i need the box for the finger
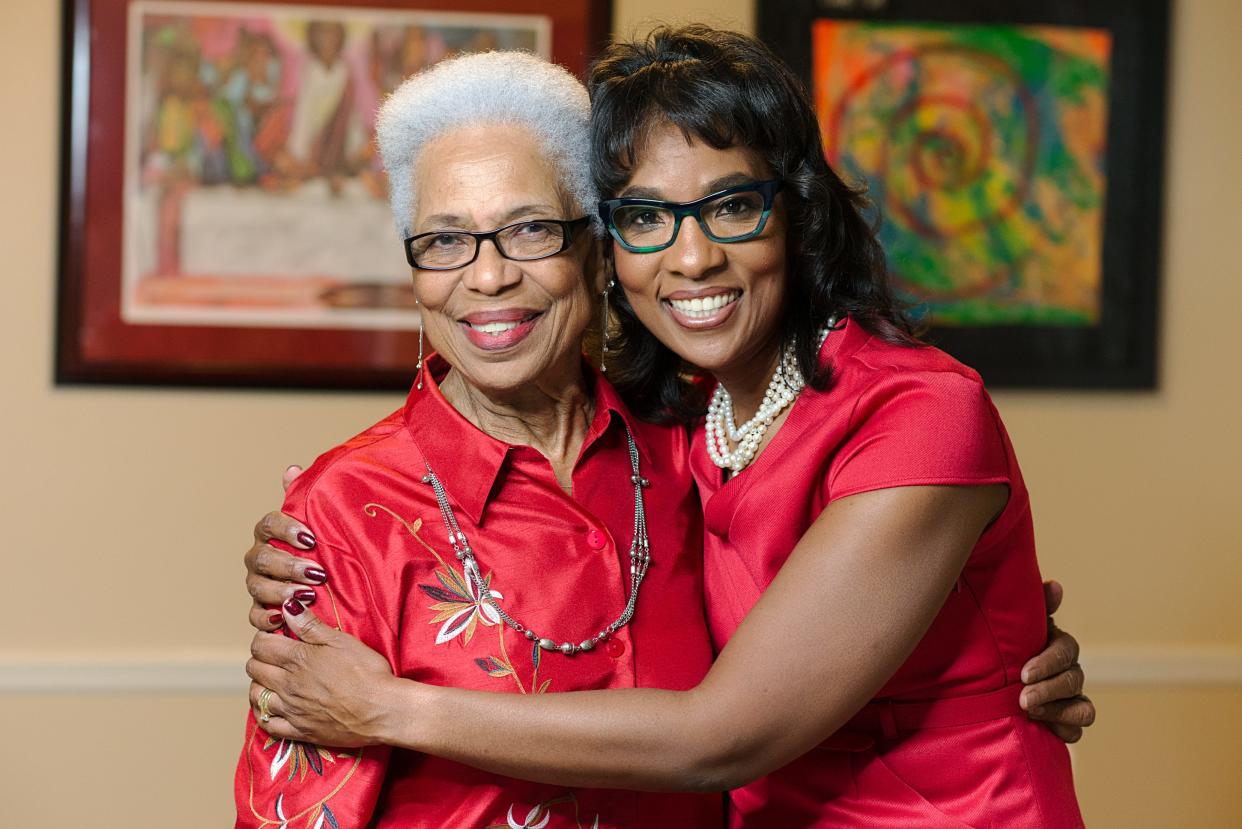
[256,715,309,743]
[1043,580,1064,615]
[1020,626,1080,684]
[282,464,305,493]
[253,510,317,552]
[249,631,303,670]
[282,597,337,645]
[247,542,327,586]
[1026,696,1096,731]
[1021,664,1085,710]
[250,601,285,632]
[1046,723,1084,744]
[248,679,288,718]
[247,572,320,608]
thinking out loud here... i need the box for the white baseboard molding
[0,651,246,693]
[1080,645,1242,686]
[1,645,1240,694]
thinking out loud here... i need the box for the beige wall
[2,0,1239,825]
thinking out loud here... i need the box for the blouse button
[605,639,626,658]
[586,529,606,550]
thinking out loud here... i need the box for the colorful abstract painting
[814,21,1112,325]
[122,1,549,330]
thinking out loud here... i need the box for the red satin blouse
[233,356,722,829]
[692,318,1083,828]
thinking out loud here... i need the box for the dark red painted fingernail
[296,531,317,549]
[294,589,317,603]
[283,598,305,616]
[268,613,284,626]
[304,567,327,584]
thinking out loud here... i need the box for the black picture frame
[760,0,1170,388]
[56,0,612,390]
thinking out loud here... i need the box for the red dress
[692,319,1083,828]
[234,356,722,829]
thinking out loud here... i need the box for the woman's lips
[663,290,742,330]
[458,311,544,351]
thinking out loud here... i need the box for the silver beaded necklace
[705,318,837,473]
[421,424,651,656]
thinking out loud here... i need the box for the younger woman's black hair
[588,24,919,422]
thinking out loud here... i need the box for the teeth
[668,292,740,318]
[472,320,522,334]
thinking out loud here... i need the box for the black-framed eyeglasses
[598,180,782,253]
[404,217,591,270]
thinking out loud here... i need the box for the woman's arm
[257,483,1003,792]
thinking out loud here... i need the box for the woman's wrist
[373,674,441,751]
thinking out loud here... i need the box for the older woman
[233,51,721,828]
[241,35,1093,829]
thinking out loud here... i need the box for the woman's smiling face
[408,123,599,397]
[611,122,789,378]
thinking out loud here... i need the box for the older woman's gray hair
[377,51,598,238]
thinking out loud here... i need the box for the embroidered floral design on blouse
[485,793,601,829]
[274,792,341,829]
[244,717,362,829]
[364,502,552,695]
[420,556,503,645]
[264,736,341,783]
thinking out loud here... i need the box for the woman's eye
[514,222,551,238]
[621,209,667,231]
[715,197,757,217]
[429,234,466,249]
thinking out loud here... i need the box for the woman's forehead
[413,125,574,227]
[623,126,771,198]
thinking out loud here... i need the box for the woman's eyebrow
[618,173,758,201]
[499,203,562,223]
[416,204,562,231]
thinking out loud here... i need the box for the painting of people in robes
[122,1,549,329]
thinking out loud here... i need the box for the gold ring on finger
[257,687,274,723]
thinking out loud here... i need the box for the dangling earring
[600,278,615,373]
[415,299,424,390]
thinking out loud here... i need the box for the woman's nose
[462,239,520,295]
[664,216,726,280]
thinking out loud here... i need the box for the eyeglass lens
[410,221,570,268]
[611,189,768,248]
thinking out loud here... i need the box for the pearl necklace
[421,423,651,656]
[705,320,836,473]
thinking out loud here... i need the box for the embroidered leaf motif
[435,567,470,600]
[537,679,552,694]
[531,642,542,673]
[322,804,340,829]
[507,803,552,829]
[264,739,336,784]
[420,563,503,646]
[419,584,463,603]
[475,656,514,678]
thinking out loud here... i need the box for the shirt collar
[403,354,649,526]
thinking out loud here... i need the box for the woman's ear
[585,236,612,296]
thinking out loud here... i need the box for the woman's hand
[244,465,329,632]
[1018,580,1096,742]
[247,599,401,747]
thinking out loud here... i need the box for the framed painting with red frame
[56,0,611,389]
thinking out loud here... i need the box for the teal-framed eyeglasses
[598,179,782,253]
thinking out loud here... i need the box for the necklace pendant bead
[559,642,575,655]
[538,638,557,651]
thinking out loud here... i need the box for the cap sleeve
[827,369,1010,502]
